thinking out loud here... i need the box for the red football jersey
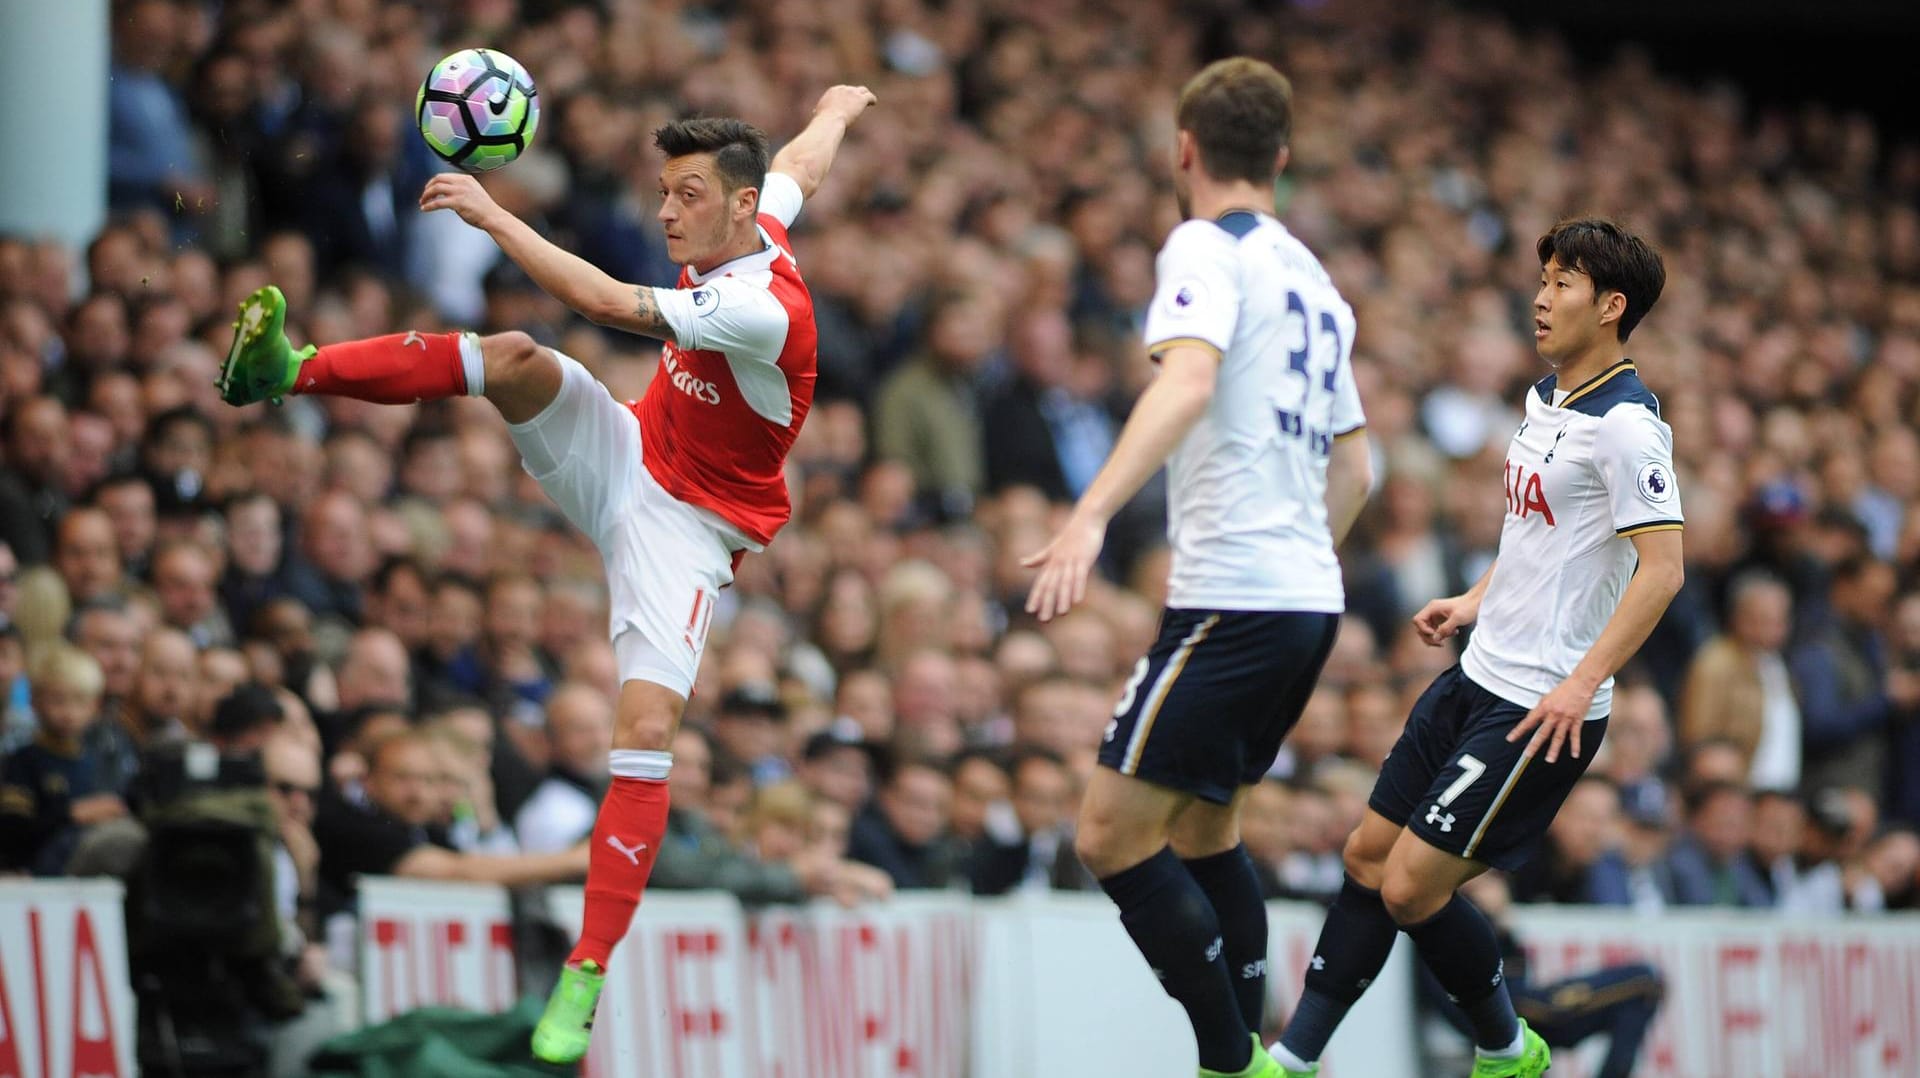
[632,208,817,546]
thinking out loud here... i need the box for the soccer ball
[415,48,540,172]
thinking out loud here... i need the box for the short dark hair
[1175,57,1293,185]
[1535,217,1667,341]
[653,118,770,195]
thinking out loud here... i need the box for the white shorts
[506,352,750,696]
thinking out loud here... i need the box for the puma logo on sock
[606,835,649,865]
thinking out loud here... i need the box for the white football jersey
[1460,361,1684,720]
[1141,211,1365,613]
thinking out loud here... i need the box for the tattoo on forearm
[632,286,667,334]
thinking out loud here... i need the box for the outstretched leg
[1272,809,1401,1075]
[218,284,560,416]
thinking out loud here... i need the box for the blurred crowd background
[4,0,1920,1068]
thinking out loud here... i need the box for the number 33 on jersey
[1141,210,1366,616]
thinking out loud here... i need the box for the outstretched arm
[770,85,878,200]
[420,173,678,340]
[1023,345,1218,621]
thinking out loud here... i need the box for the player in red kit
[217,85,878,1062]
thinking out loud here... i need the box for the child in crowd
[0,644,128,874]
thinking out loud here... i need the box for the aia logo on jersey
[660,344,722,405]
[1504,459,1556,525]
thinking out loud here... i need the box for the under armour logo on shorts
[1426,805,1456,833]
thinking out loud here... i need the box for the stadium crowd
[4,0,1920,1063]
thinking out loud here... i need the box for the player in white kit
[1024,58,1373,1078]
[1270,218,1682,1078]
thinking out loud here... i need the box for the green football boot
[1200,1035,1284,1078]
[1470,1019,1551,1078]
[218,285,312,406]
[530,959,606,1064]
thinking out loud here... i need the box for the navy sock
[1182,844,1269,1033]
[1099,847,1251,1072]
[1277,875,1399,1064]
[1401,894,1519,1051]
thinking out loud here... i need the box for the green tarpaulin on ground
[307,998,572,1078]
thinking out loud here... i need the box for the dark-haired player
[1025,57,1373,1078]
[216,85,877,1063]
[1270,218,1683,1078]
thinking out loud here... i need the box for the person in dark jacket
[1662,781,1772,908]
[848,757,957,889]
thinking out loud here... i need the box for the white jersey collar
[686,225,779,284]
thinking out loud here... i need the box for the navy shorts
[1098,608,1339,805]
[1369,665,1607,871]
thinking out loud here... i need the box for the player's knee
[1073,806,1146,879]
[482,330,543,379]
[1378,865,1448,925]
[612,697,679,753]
[1341,830,1388,888]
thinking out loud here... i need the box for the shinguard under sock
[1400,894,1521,1051]
[293,331,469,403]
[1277,875,1399,1064]
[1183,844,1271,1032]
[1099,847,1253,1073]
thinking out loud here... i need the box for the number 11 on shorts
[682,588,715,651]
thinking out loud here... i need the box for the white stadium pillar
[0,0,109,255]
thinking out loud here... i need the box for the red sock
[568,777,670,967]
[294,332,468,403]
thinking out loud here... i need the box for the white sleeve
[759,171,805,228]
[1328,306,1366,437]
[653,277,791,363]
[1141,223,1240,360]
[1596,405,1685,536]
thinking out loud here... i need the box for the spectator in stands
[333,628,412,717]
[796,725,878,814]
[0,397,70,562]
[849,757,956,889]
[54,506,124,605]
[0,541,17,624]
[946,748,1012,850]
[68,597,141,711]
[1681,572,1801,790]
[92,472,156,578]
[1889,589,1920,828]
[1596,681,1672,806]
[969,746,1089,894]
[650,727,890,905]
[1791,555,1908,803]
[1664,782,1772,908]
[221,492,287,637]
[873,290,1000,518]
[1617,783,1681,913]
[1275,783,1343,902]
[311,730,587,917]
[153,540,234,648]
[515,683,613,854]
[107,0,207,218]
[284,490,373,626]
[0,619,26,753]
[0,645,124,873]
[1511,777,1632,906]
[981,306,1117,501]
[119,627,197,749]
[710,683,791,787]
